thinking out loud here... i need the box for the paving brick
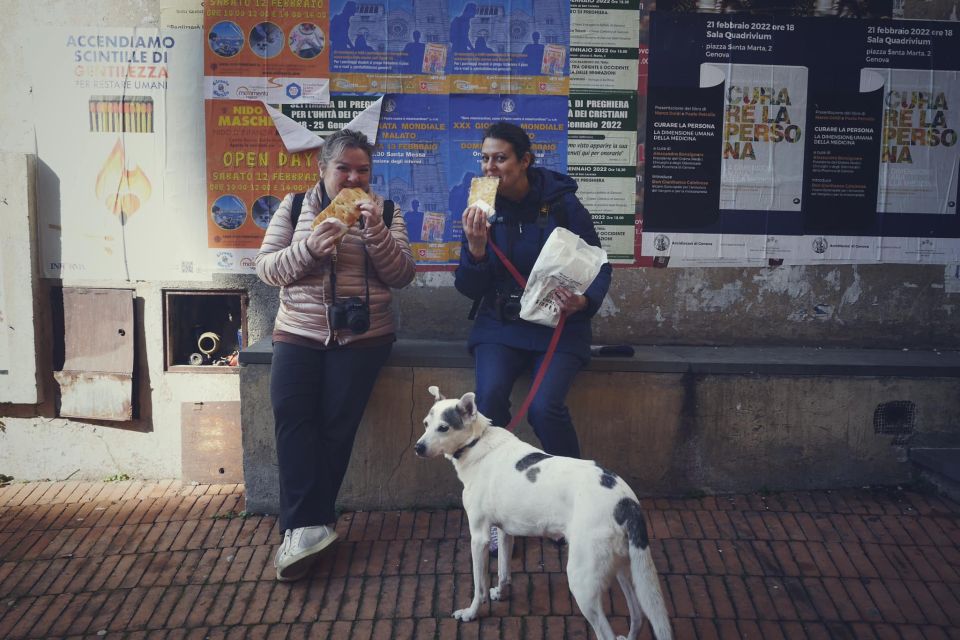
[2,481,958,637]
[222,582,258,626]
[278,579,312,623]
[241,580,275,625]
[926,581,960,626]
[840,577,883,622]
[22,591,73,638]
[108,586,153,631]
[46,592,94,637]
[836,540,879,579]
[165,583,203,628]
[11,558,53,597]
[647,509,671,540]
[660,538,689,574]
[244,544,273,582]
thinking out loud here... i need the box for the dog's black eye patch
[441,407,465,430]
[525,468,540,483]
[515,452,551,472]
[613,498,649,549]
[596,463,618,488]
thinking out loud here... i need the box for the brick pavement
[0,480,958,639]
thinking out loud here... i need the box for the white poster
[703,63,809,212]
[570,0,640,91]
[31,25,210,281]
[862,67,960,215]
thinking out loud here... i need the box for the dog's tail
[615,498,673,640]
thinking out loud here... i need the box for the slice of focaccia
[311,187,368,230]
[468,176,500,216]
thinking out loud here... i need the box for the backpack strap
[289,192,306,229]
[383,199,394,228]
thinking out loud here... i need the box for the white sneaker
[274,525,339,582]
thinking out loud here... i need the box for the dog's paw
[452,608,478,622]
[490,583,510,601]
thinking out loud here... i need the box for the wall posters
[203,1,330,103]
[447,0,570,95]
[376,95,452,263]
[31,26,210,281]
[204,2,329,272]
[303,0,572,267]
[570,0,640,92]
[643,13,960,266]
[569,0,641,263]
[568,92,638,262]
[201,0,573,270]
[326,0,569,95]
[327,0,450,95]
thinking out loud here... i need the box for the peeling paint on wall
[598,295,619,318]
[752,266,814,301]
[678,270,745,312]
[947,264,960,294]
[415,272,455,288]
[839,267,863,311]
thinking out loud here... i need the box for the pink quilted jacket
[256,183,416,346]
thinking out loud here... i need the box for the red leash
[486,240,567,432]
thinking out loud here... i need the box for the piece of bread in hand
[314,216,349,240]
[468,176,499,220]
[311,187,368,230]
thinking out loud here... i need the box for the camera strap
[329,235,370,307]
[486,237,567,434]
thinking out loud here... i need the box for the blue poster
[447,0,569,78]
[373,94,456,262]
[448,94,568,218]
[446,0,570,95]
[329,0,450,94]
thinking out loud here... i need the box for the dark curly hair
[482,121,536,165]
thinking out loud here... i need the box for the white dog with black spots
[415,386,673,640]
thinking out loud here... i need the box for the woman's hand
[358,198,382,228]
[554,288,588,315]
[461,205,490,260]
[305,220,346,259]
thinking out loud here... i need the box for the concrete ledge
[240,337,960,513]
[240,337,960,377]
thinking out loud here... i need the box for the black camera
[495,288,523,322]
[329,297,371,334]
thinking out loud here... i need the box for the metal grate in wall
[873,400,916,446]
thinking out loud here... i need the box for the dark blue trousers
[473,343,584,458]
[270,341,391,534]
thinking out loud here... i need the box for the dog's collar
[452,435,482,460]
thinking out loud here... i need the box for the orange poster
[204,2,328,77]
[206,100,318,257]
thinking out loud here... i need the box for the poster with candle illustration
[31,25,209,280]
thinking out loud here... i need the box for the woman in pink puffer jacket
[256,129,415,582]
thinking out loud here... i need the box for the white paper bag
[519,227,607,327]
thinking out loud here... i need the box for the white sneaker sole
[276,530,339,582]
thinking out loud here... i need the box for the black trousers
[270,340,392,533]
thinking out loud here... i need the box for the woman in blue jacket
[455,121,612,459]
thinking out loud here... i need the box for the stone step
[909,447,960,502]
[910,447,960,481]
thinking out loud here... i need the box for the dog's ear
[457,392,477,418]
[428,385,444,401]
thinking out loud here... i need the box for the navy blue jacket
[454,167,613,362]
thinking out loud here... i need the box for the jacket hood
[531,166,578,202]
[496,167,578,224]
